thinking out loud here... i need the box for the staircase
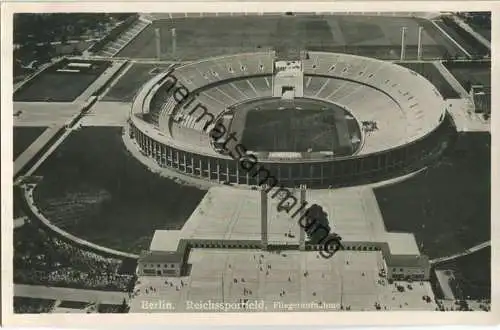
[97,19,150,57]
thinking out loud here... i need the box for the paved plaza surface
[79,101,131,127]
[446,99,490,132]
[151,186,420,255]
[130,249,436,312]
[14,102,83,127]
[132,185,432,312]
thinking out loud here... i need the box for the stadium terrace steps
[233,80,258,98]
[132,52,445,159]
[97,20,150,57]
[150,54,275,134]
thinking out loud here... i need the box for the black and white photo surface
[5,6,493,322]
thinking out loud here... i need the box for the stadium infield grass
[240,105,359,155]
[32,127,206,254]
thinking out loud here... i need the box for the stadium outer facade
[128,51,451,187]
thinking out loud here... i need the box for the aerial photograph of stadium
[10,10,491,315]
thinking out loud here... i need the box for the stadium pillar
[299,184,306,250]
[261,184,268,250]
[154,28,162,60]
[417,26,423,60]
[400,27,407,61]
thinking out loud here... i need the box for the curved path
[14,284,129,305]
[430,241,491,265]
[23,184,139,259]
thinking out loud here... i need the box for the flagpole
[221,272,225,303]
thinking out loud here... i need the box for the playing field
[239,99,360,155]
[14,59,110,102]
[375,132,490,259]
[32,127,206,253]
[116,15,466,60]
[13,126,47,159]
[102,63,173,103]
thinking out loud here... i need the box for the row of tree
[14,13,131,45]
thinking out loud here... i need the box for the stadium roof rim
[130,51,446,162]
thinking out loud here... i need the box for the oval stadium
[12,12,491,313]
[129,51,451,187]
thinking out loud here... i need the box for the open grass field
[116,15,466,60]
[102,63,172,102]
[443,61,491,90]
[13,126,47,159]
[375,132,490,259]
[14,59,110,102]
[240,99,360,155]
[32,127,206,254]
[435,246,490,300]
[396,62,459,99]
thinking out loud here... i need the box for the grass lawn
[443,61,490,90]
[32,127,206,254]
[102,63,172,102]
[14,59,110,102]
[375,132,490,259]
[435,246,490,300]
[13,126,47,159]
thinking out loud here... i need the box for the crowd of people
[14,222,136,292]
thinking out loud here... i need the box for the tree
[120,298,129,313]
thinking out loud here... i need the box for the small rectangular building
[384,254,431,281]
[137,251,183,277]
[136,230,185,277]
